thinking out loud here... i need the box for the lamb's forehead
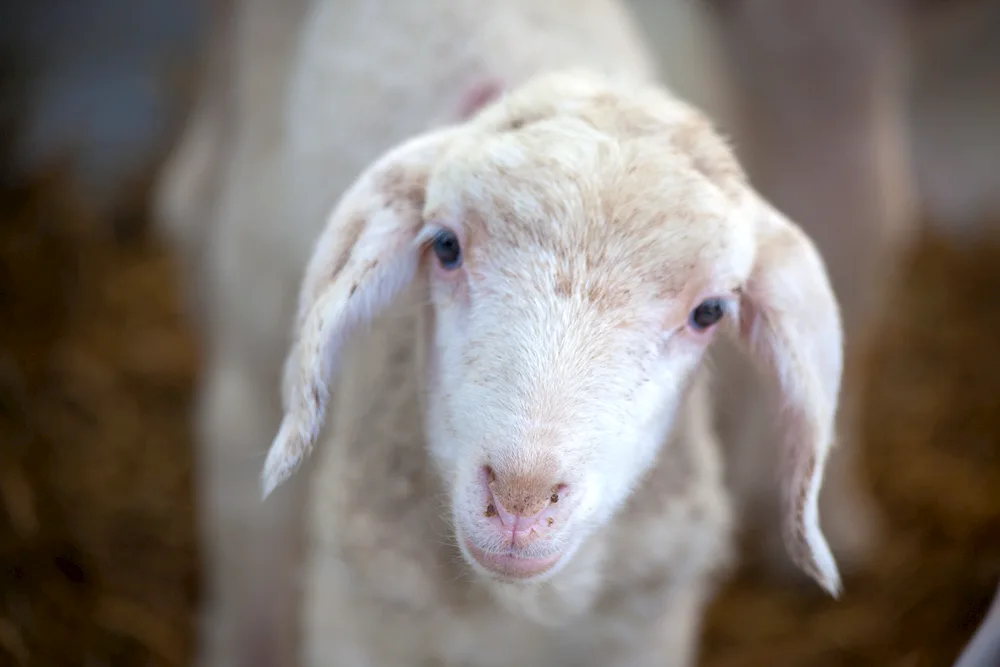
[424,93,757,296]
[470,68,747,196]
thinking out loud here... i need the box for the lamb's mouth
[461,538,565,581]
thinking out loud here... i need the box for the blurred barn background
[1,0,999,665]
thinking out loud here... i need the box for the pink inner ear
[456,79,505,121]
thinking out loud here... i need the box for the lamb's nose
[483,466,566,535]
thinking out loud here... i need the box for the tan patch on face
[670,118,744,201]
[654,264,700,305]
[588,280,631,314]
[555,274,573,298]
[378,164,428,220]
[488,464,561,518]
[460,207,491,251]
[548,258,633,315]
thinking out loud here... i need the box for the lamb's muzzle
[458,466,574,581]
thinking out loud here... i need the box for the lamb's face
[263,72,843,595]
[420,121,756,583]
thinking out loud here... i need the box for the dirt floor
[0,166,998,667]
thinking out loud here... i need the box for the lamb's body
[305,311,731,665]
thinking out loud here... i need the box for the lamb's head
[262,70,845,597]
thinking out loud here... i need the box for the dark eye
[689,298,726,331]
[432,229,462,270]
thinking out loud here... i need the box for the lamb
[155,2,666,664]
[261,68,845,666]
[155,1,878,664]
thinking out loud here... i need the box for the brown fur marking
[378,165,429,221]
[489,469,560,517]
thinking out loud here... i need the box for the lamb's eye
[689,298,725,331]
[432,229,462,270]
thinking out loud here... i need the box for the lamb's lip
[462,539,564,581]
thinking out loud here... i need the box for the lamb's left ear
[262,126,464,498]
[735,193,846,597]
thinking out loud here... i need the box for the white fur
[154,1,862,664]
[261,70,845,665]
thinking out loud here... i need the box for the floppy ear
[736,194,846,597]
[262,126,463,498]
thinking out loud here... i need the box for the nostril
[550,483,568,505]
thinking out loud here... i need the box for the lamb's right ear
[261,126,463,498]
